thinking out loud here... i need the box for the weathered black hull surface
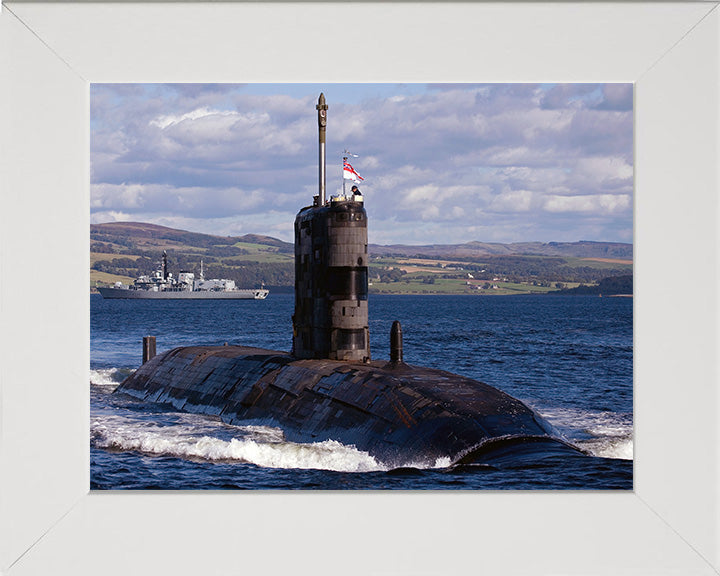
[116,345,582,467]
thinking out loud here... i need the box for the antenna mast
[316,93,328,205]
[342,149,359,197]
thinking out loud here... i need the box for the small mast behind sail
[342,150,363,197]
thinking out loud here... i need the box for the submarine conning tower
[292,93,370,362]
[292,94,370,362]
[292,198,369,361]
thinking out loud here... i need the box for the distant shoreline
[91,291,633,298]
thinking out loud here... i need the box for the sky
[90,83,633,245]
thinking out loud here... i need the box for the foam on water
[537,406,633,460]
[91,416,387,473]
[90,412,455,472]
[576,436,634,460]
[90,368,134,390]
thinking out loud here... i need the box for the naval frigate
[97,252,269,300]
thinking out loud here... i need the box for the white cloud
[575,156,633,181]
[90,210,133,224]
[91,183,146,209]
[405,184,440,205]
[91,83,634,244]
[543,194,631,214]
[90,182,292,219]
[150,107,240,130]
[489,189,534,212]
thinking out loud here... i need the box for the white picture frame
[1,2,718,574]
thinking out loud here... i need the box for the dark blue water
[91,293,633,489]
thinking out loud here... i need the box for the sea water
[90,293,633,489]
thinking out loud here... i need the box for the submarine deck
[117,345,580,467]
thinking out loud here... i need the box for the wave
[91,415,454,472]
[90,367,134,390]
[576,436,633,460]
[91,416,388,472]
[537,406,633,460]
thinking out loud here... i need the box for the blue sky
[91,83,633,245]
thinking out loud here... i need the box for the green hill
[369,240,632,260]
[554,275,633,296]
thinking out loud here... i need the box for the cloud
[539,84,598,110]
[90,210,133,224]
[594,84,633,111]
[91,183,146,209]
[149,107,240,130]
[489,189,534,212]
[91,83,633,244]
[91,182,292,220]
[163,83,244,98]
[543,194,631,214]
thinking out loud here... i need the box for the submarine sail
[293,94,370,362]
[115,93,583,468]
[293,198,370,362]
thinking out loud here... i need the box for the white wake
[91,417,387,472]
[538,406,633,460]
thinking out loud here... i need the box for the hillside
[369,240,632,260]
[91,222,293,253]
[90,221,633,295]
[554,274,633,296]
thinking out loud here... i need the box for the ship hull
[97,287,269,300]
[116,345,583,467]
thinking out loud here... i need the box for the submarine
[116,93,584,468]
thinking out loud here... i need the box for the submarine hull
[116,345,581,467]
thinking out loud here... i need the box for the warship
[115,94,584,468]
[97,253,269,300]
